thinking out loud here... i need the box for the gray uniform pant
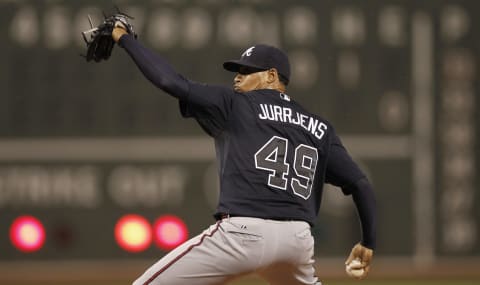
[133,216,321,285]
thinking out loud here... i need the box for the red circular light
[114,214,152,252]
[10,216,46,252]
[153,215,188,251]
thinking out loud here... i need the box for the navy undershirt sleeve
[325,135,365,192]
[119,34,190,99]
[345,177,377,249]
[325,134,377,249]
[119,35,234,136]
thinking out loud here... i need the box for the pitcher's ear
[267,68,279,83]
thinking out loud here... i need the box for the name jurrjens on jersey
[258,103,328,140]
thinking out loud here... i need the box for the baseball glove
[81,11,137,62]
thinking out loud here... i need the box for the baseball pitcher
[82,13,376,285]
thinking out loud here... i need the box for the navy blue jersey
[119,35,375,247]
[179,84,365,225]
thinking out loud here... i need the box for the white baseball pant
[133,216,322,285]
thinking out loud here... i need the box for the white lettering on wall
[0,166,100,208]
[108,165,186,208]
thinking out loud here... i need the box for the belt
[215,213,237,220]
[215,213,306,223]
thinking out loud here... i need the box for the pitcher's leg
[258,259,320,285]
[258,221,321,285]
[133,222,230,285]
[133,220,263,285]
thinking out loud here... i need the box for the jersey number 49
[254,136,318,200]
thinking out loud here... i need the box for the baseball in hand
[346,258,365,278]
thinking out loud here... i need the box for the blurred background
[0,0,479,284]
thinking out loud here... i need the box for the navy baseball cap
[223,44,291,85]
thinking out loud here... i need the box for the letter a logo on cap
[241,46,255,57]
